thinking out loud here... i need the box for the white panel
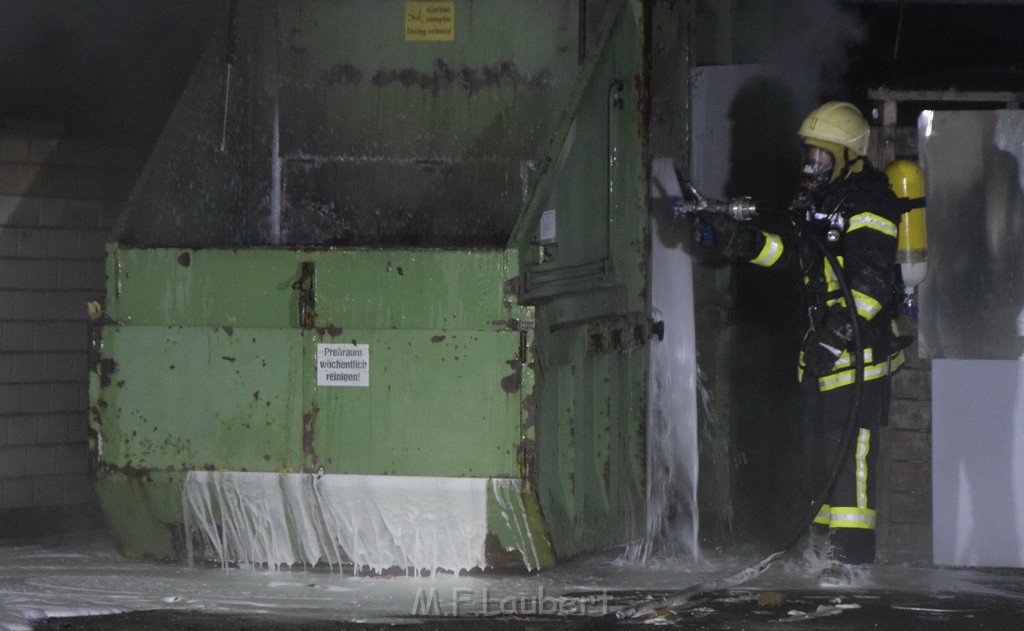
[932,359,1024,567]
[691,64,763,198]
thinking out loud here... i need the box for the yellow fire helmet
[798,101,870,158]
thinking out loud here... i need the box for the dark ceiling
[844,1,1024,92]
[0,1,1022,140]
[0,0,224,140]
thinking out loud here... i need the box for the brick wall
[0,121,141,537]
[866,126,934,566]
[877,314,933,564]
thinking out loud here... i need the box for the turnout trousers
[803,375,889,564]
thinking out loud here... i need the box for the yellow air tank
[886,159,927,311]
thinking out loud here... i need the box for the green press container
[89,0,677,570]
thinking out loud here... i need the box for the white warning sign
[316,343,370,387]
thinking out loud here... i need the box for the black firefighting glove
[691,212,759,260]
[802,306,855,375]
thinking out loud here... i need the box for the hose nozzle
[672,181,758,221]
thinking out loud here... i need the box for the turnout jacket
[745,166,905,391]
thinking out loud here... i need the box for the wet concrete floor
[8,531,1024,630]
[29,586,1024,630]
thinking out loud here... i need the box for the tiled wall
[0,123,141,536]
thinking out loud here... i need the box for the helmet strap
[834,148,865,181]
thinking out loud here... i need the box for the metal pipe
[270,98,282,246]
[218,0,239,153]
[578,0,587,65]
[268,0,282,245]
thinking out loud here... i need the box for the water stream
[621,159,702,564]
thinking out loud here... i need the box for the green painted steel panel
[106,247,308,328]
[107,246,523,331]
[531,324,648,559]
[96,326,306,472]
[486,480,555,570]
[309,329,523,477]
[313,250,525,330]
[99,254,524,476]
[278,0,579,158]
[94,471,187,560]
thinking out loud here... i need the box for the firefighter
[693,101,905,586]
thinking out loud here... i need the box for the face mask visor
[799,144,835,193]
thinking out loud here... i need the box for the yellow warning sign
[405,1,454,41]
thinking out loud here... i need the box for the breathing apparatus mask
[793,143,835,205]
[800,145,835,193]
[791,143,837,218]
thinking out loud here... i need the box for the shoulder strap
[896,196,926,214]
